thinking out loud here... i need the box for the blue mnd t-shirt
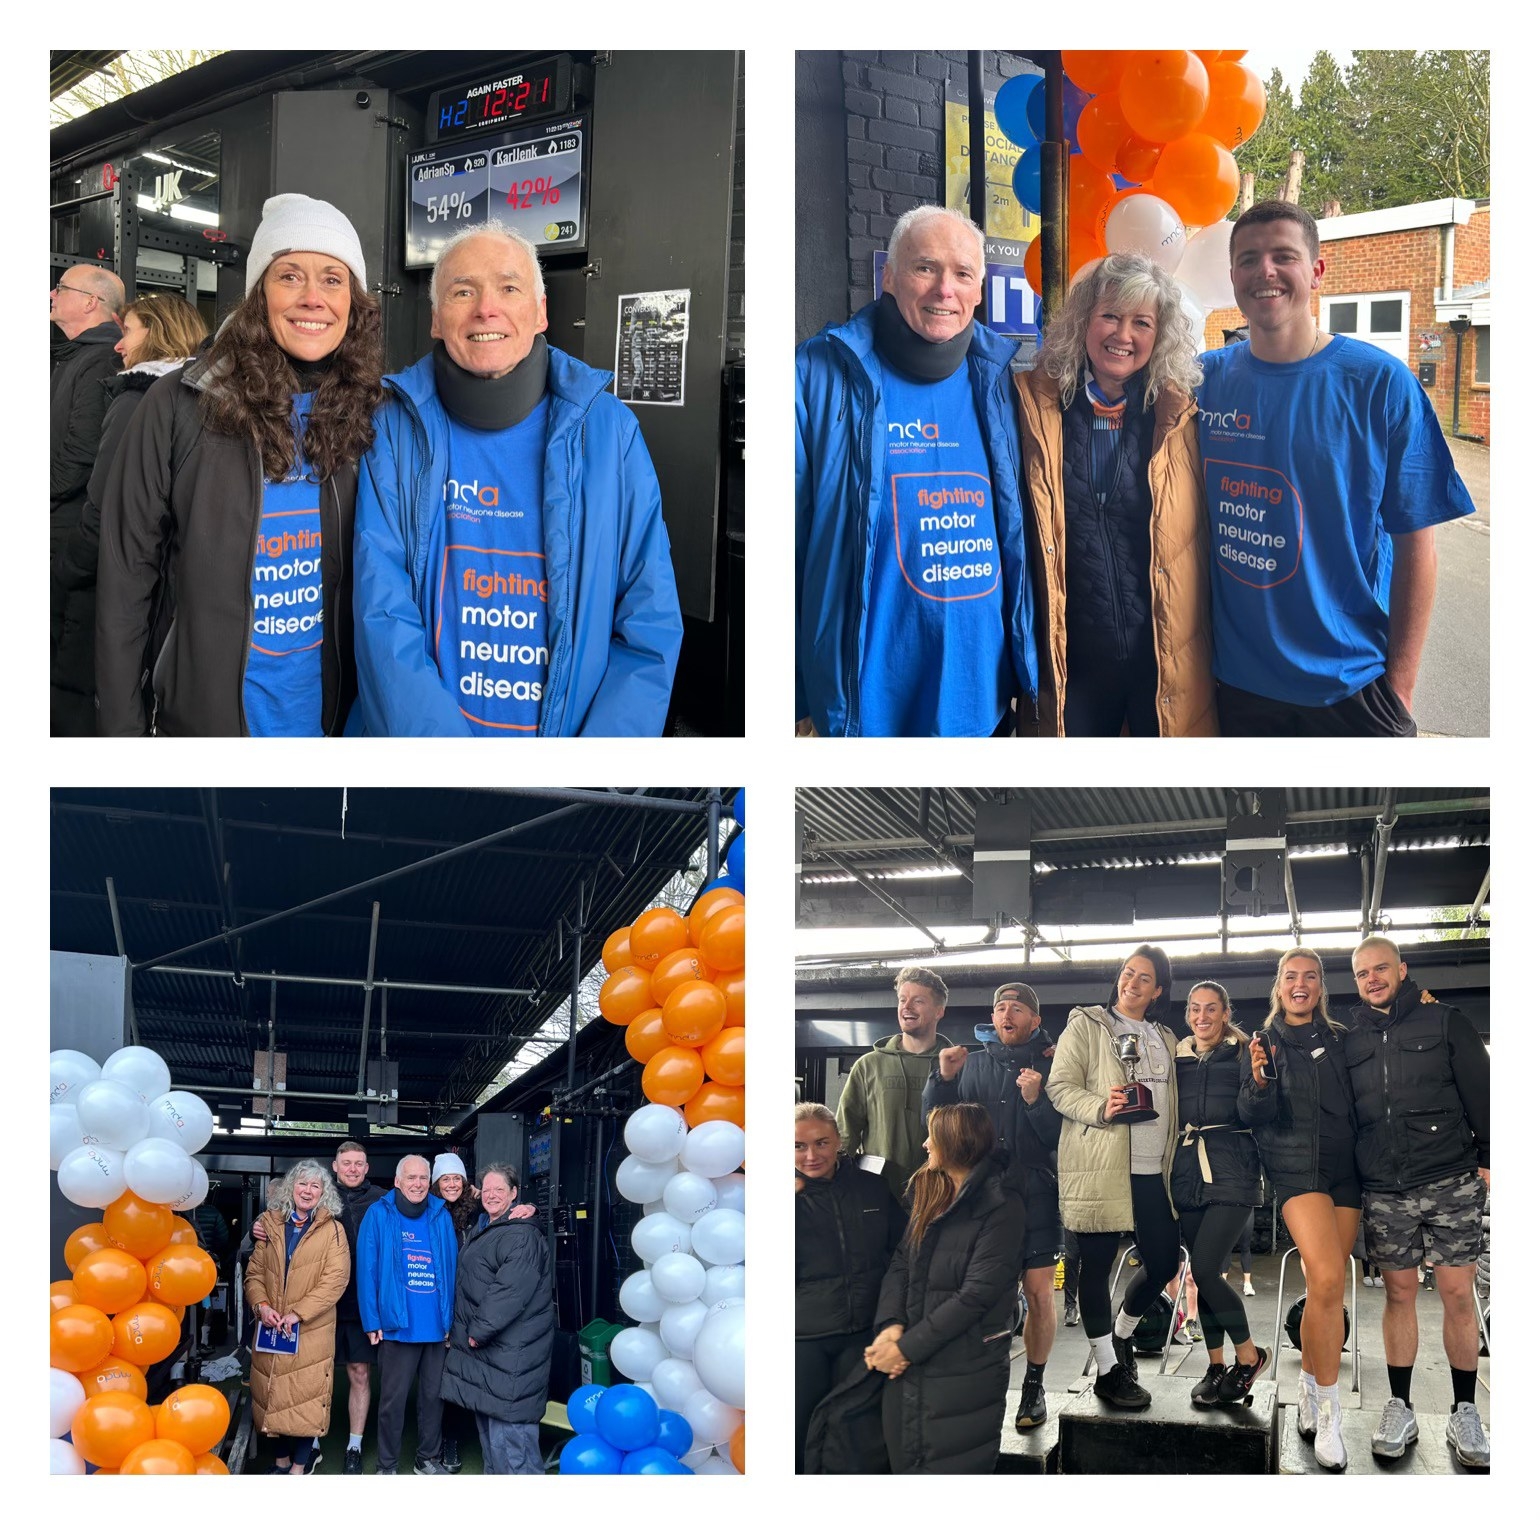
[860,362,1011,735]
[434,400,550,734]
[398,1219,443,1342]
[246,392,324,737]
[1196,336,1474,706]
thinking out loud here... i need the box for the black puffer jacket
[1171,1035,1263,1209]
[51,321,121,517]
[330,1178,385,1321]
[440,1214,554,1422]
[1237,1020,1355,1198]
[797,1158,907,1339]
[874,1151,1025,1473]
[1344,981,1490,1191]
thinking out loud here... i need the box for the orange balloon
[1068,220,1108,282]
[1023,235,1043,296]
[662,980,728,1048]
[112,1301,185,1367]
[157,1382,232,1455]
[143,1244,217,1307]
[1217,50,1248,61]
[1062,50,1128,95]
[1152,133,1240,227]
[1196,61,1266,152]
[649,946,717,1007]
[688,886,743,948]
[74,1247,149,1315]
[105,1190,174,1258]
[601,926,633,975]
[714,970,745,1027]
[699,904,745,972]
[683,1081,744,1131]
[1116,133,1163,184]
[598,965,654,1026]
[121,1437,196,1474]
[52,1302,116,1371]
[729,1420,745,1474]
[78,1356,150,1401]
[71,1391,156,1469]
[624,1007,671,1065]
[630,906,689,967]
[64,1221,113,1271]
[50,1278,78,1312]
[1069,157,1116,236]
[1119,51,1210,145]
[1076,93,1135,174]
[191,1451,231,1474]
[701,1027,745,1087]
[641,1045,707,1107]
[165,1217,200,1246]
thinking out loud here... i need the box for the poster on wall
[614,290,690,406]
[943,79,1040,267]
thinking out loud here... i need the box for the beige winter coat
[246,1207,351,1439]
[1046,1005,1180,1233]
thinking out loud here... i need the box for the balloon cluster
[49,1044,231,1475]
[560,791,747,1476]
[1003,51,1264,330]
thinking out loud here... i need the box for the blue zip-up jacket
[355,1192,458,1340]
[353,347,683,736]
[795,302,1038,735]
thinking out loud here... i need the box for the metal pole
[1451,327,1465,434]
[589,1114,606,1320]
[1368,791,1400,930]
[355,901,380,1096]
[825,850,945,950]
[485,788,710,817]
[1040,55,1067,321]
[105,876,138,1044]
[264,983,277,1137]
[1466,869,1492,932]
[152,964,539,997]
[706,790,723,880]
[967,53,987,231]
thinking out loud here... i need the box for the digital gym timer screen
[426,55,574,141]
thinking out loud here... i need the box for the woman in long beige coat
[1046,944,1182,1411]
[246,1159,351,1473]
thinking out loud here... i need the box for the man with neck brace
[354,224,682,736]
[796,205,1037,736]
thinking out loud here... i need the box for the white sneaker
[1363,1274,1374,1286]
[1296,1375,1319,1440]
[1314,1396,1348,1472]
[1243,1280,1256,1297]
[1445,1402,1490,1469]
[1371,1396,1419,1458]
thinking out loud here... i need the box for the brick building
[1209,198,1490,444]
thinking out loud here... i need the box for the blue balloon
[717,869,745,895]
[993,72,1039,150]
[560,1433,623,1474]
[1012,150,1041,216]
[1112,174,1138,191]
[566,1383,605,1435]
[655,1408,694,1457]
[1027,74,1091,146]
[726,833,745,879]
[595,1383,660,1452]
[621,1445,690,1474]
[732,790,745,827]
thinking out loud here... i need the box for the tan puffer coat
[1013,365,1218,736]
[1046,1005,1180,1233]
[246,1207,351,1438]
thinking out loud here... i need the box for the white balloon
[49,1105,95,1171]
[615,1152,678,1204]
[124,1136,196,1205]
[74,1078,149,1151]
[1177,287,1209,350]
[680,1443,717,1472]
[680,1120,745,1177]
[690,1206,746,1267]
[610,1325,667,1382]
[618,1269,668,1324]
[145,1091,214,1154]
[49,1050,100,1106]
[101,1045,172,1103]
[693,1301,747,1409]
[1175,218,1236,311]
[682,1386,743,1447]
[635,1382,658,1403]
[631,1210,692,1264]
[49,1438,86,1475]
[169,1158,210,1211]
[663,1170,718,1224]
[703,1264,746,1304]
[50,1369,86,1439]
[660,1298,710,1358]
[56,1144,126,1209]
[711,1171,746,1213]
[650,1250,707,1303]
[624,1103,689,1164]
[651,1356,704,1410]
[1105,193,1187,273]
[693,1454,740,1475]
[642,1200,664,1216]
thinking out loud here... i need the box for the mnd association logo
[887,415,960,455]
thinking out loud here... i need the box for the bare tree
[52,50,225,126]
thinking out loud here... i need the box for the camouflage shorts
[1362,1171,1487,1270]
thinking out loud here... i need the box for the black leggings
[1074,1175,1182,1339]
[1228,1209,1255,1274]
[1062,1227,1082,1302]
[795,1333,866,1473]
[1180,1204,1256,1354]
[1063,644,1160,737]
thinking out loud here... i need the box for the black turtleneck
[873,291,973,382]
[433,335,550,430]
[393,1188,429,1219]
[287,353,337,391]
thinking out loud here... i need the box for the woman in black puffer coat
[866,1103,1025,1473]
[439,1163,553,1475]
[795,1102,907,1472]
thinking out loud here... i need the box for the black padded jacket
[1171,1034,1264,1209]
[796,1157,907,1339]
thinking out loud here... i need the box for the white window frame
[1320,290,1412,364]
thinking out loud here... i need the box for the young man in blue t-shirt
[1196,201,1474,736]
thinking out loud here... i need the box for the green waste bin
[578,1319,624,1386]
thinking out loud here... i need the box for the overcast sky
[1242,49,1354,97]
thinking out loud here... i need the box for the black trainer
[343,1449,363,1475]
[1111,1333,1139,1381]
[1216,1346,1270,1405]
[1064,1296,1080,1327]
[1191,1362,1228,1407]
[1093,1360,1151,1410]
[442,1438,462,1474]
[1014,1379,1047,1430]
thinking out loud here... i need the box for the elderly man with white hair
[355,1153,459,1474]
[353,221,682,737]
[795,204,1037,737]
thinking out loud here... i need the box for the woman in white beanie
[96,192,383,736]
[430,1151,477,1472]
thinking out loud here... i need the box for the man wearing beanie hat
[354,221,683,737]
[924,979,1063,1431]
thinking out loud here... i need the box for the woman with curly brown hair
[96,194,384,735]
